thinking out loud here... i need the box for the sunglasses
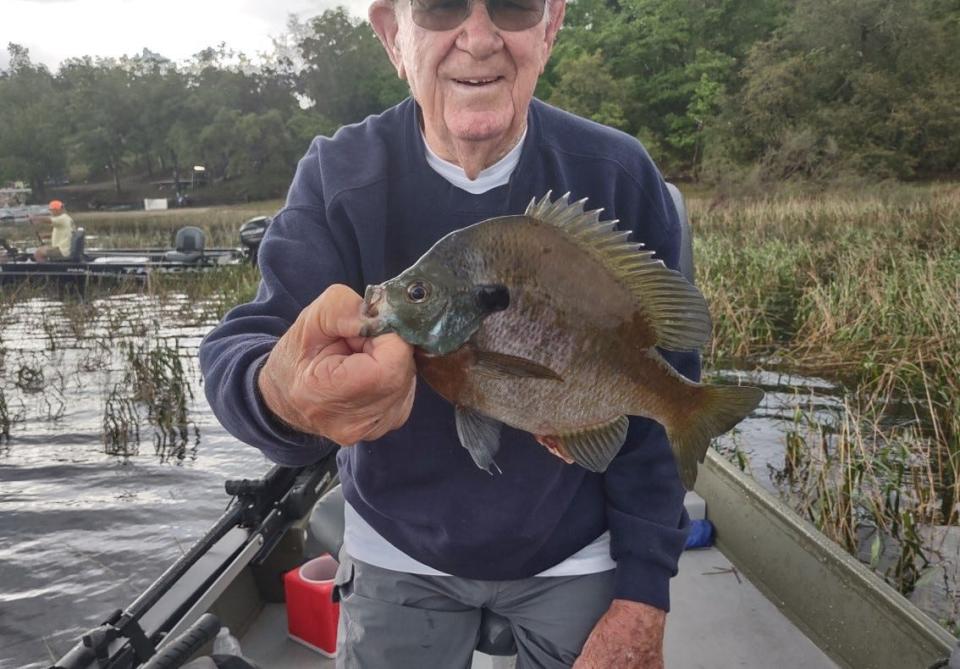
[409,0,547,32]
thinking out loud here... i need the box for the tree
[0,44,67,200]
[59,58,139,195]
[122,54,184,179]
[297,8,408,125]
[546,51,629,130]
[551,0,786,174]
[712,0,960,178]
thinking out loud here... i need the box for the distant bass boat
[0,216,271,288]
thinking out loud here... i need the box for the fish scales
[422,216,674,433]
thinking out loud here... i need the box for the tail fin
[667,384,764,489]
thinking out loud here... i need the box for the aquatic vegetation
[69,201,281,249]
[694,183,960,628]
[102,384,140,457]
[695,184,959,503]
[15,363,45,393]
[146,264,261,322]
[120,338,198,462]
[0,387,10,443]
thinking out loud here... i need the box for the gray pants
[334,551,615,669]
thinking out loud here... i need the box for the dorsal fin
[524,191,711,351]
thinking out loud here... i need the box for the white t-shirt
[343,130,616,577]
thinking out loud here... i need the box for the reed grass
[692,183,959,621]
[0,388,10,443]
[146,264,262,321]
[70,201,282,249]
[102,384,140,457]
[120,338,198,461]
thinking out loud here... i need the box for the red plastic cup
[283,554,340,657]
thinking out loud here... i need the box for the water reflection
[709,367,845,483]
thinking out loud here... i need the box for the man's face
[371,0,564,149]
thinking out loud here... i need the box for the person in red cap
[31,200,75,261]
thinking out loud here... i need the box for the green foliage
[709,0,960,180]
[1,1,958,189]
[59,57,140,194]
[297,8,408,125]
[546,51,628,130]
[0,45,67,198]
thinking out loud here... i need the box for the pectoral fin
[473,350,563,381]
[537,416,629,472]
[455,406,504,474]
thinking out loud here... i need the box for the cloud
[0,0,372,70]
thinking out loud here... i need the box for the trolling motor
[0,237,31,262]
[0,237,17,261]
[238,217,271,266]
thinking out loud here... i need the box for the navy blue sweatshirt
[199,98,697,611]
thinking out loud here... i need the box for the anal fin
[455,406,504,474]
[538,416,629,472]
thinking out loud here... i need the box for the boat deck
[241,545,838,669]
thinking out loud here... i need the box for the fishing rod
[26,212,46,245]
[49,453,338,669]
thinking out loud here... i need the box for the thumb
[298,284,365,355]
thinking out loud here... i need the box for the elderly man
[199,0,697,666]
[32,200,74,261]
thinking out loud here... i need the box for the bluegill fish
[360,193,763,488]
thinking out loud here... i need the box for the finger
[313,349,379,394]
[343,335,368,353]
[368,375,416,440]
[397,374,417,421]
[363,331,410,354]
[357,414,389,443]
[365,334,415,375]
[317,345,410,402]
[300,284,365,354]
[344,334,415,391]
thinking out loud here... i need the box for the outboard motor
[239,216,271,265]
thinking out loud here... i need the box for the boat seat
[304,183,695,660]
[665,182,695,284]
[49,228,86,262]
[69,227,86,261]
[164,226,205,263]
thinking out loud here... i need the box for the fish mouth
[362,284,383,318]
[360,284,389,337]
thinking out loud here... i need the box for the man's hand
[257,283,416,444]
[573,599,666,669]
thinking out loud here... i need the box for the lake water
[0,295,272,668]
[0,293,950,668]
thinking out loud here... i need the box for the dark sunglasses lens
[410,0,546,31]
[411,0,471,30]
[488,0,546,30]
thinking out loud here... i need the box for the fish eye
[406,280,431,303]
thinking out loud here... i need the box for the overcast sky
[1,0,372,71]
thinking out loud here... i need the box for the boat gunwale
[697,449,956,669]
